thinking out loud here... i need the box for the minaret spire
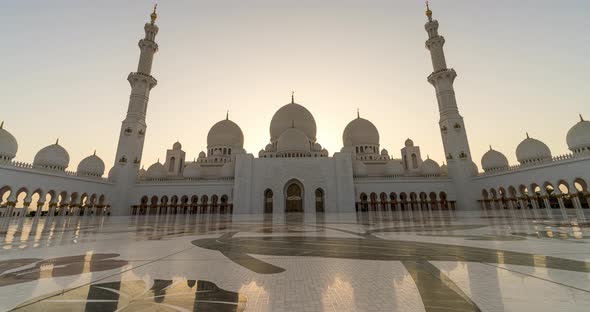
[150,4,158,24]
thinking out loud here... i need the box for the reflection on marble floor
[1,211,590,311]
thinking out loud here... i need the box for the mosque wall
[233,153,356,214]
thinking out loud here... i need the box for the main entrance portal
[285,182,303,212]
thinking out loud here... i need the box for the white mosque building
[1,6,589,218]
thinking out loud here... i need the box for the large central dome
[270,100,317,142]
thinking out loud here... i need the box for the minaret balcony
[128,72,158,88]
[427,68,456,84]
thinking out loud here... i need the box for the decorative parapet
[0,160,110,182]
[354,175,451,182]
[137,177,234,184]
[476,152,587,177]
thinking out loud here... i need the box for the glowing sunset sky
[1,0,589,171]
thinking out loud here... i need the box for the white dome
[516,135,551,164]
[381,149,389,156]
[276,128,310,153]
[183,162,202,179]
[405,138,414,147]
[0,122,18,160]
[145,161,167,179]
[221,162,235,177]
[313,142,322,151]
[421,158,441,176]
[566,115,590,152]
[258,149,265,157]
[384,159,404,176]
[33,140,70,170]
[198,151,206,158]
[172,141,182,150]
[207,119,244,148]
[321,148,329,156]
[108,166,117,181]
[440,163,448,175]
[352,160,368,176]
[481,147,509,172]
[77,152,105,177]
[265,143,273,152]
[270,102,317,142]
[343,117,379,146]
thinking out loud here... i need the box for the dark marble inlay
[0,254,127,287]
[14,279,247,312]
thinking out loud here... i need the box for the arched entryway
[285,180,304,213]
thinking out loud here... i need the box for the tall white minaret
[111,6,159,214]
[424,3,476,209]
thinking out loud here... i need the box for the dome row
[353,157,447,177]
[482,116,590,172]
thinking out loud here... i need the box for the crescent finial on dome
[157,158,160,163]
[426,1,433,22]
[489,145,492,151]
[150,3,158,24]
[0,121,3,129]
[55,138,59,145]
[526,132,529,139]
[226,110,229,120]
[357,108,360,118]
[291,91,295,104]
[580,113,585,122]
[93,150,96,156]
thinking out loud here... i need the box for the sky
[1,0,589,171]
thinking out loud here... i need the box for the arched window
[315,188,324,213]
[169,157,176,172]
[411,153,418,168]
[264,189,273,214]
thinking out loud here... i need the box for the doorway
[285,181,304,212]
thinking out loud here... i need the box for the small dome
[198,151,206,158]
[33,140,70,170]
[481,147,509,172]
[258,149,265,157]
[440,162,448,175]
[270,102,317,142]
[381,149,389,156]
[183,162,202,179]
[221,162,235,177]
[77,152,105,177]
[0,122,18,161]
[471,161,479,175]
[421,158,441,176]
[139,167,147,179]
[207,119,244,148]
[265,143,273,152]
[405,138,414,147]
[145,160,167,179]
[313,142,322,151]
[173,141,182,150]
[343,117,379,146]
[321,148,329,156]
[276,128,310,153]
[352,160,368,176]
[566,115,590,152]
[108,166,117,181]
[516,134,551,164]
[384,159,404,176]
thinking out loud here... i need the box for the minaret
[425,3,472,166]
[424,3,475,209]
[111,6,159,214]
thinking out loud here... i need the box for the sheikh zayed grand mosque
[1,5,590,219]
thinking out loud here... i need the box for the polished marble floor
[1,210,589,311]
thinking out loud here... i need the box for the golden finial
[426,1,433,22]
[0,121,3,129]
[357,108,360,118]
[55,138,59,145]
[489,145,492,151]
[226,110,229,120]
[291,91,295,103]
[526,132,529,139]
[93,150,96,156]
[580,113,585,122]
[150,4,158,24]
